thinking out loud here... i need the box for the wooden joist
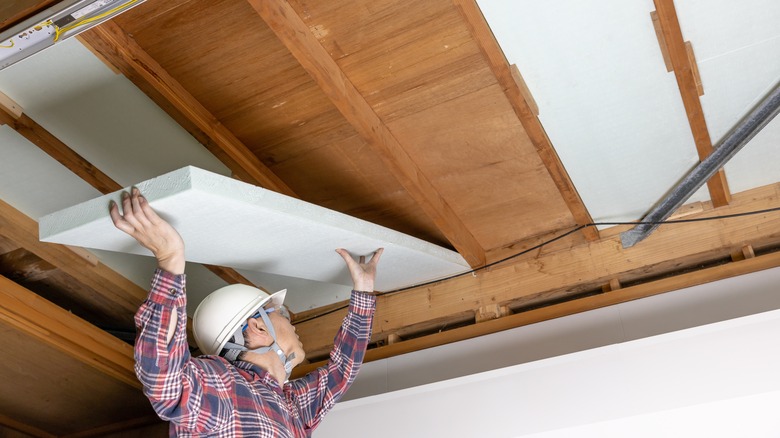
[0,197,146,317]
[245,0,487,268]
[652,0,731,207]
[294,183,780,357]
[0,91,261,289]
[78,22,298,198]
[452,0,599,243]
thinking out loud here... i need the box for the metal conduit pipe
[621,81,780,249]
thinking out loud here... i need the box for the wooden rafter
[294,183,780,356]
[0,274,138,389]
[452,0,599,242]
[0,91,262,289]
[0,197,146,316]
[244,0,487,268]
[78,22,298,198]
[652,0,731,207]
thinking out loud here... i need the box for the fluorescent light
[0,0,146,71]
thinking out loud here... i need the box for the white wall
[315,266,780,437]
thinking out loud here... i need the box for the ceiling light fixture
[0,0,146,71]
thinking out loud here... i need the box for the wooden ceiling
[1,0,779,435]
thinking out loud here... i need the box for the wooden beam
[0,91,261,288]
[244,0,486,268]
[0,197,146,316]
[652,0,731,207]
[293,243,780,377]
[294,183,780,355]
[452,0,599,242]
[0,274,138,389]
[79,22,298,198]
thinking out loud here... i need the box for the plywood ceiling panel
[296,0,496,122]
[115,0,446,248]
[387,84,577,251]
[40,166,469,291]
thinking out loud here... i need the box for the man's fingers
[369,248,384,266]
[109,200,136,235]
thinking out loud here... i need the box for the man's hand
[109,187,185,275]
[336,248,384,293]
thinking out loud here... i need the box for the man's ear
[245,318,274,347]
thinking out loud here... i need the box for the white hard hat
[192,284,287,356]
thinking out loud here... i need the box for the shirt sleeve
[134,269,232,432]
[286,291,376,431]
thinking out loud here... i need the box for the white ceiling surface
[0,39,356,312]
[318,267,780,437]
[478,0,780,225]
[39,166,469,292]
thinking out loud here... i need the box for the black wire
[294,205,780,324]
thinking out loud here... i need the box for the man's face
[243,309,306,367]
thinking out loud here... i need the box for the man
[110,187,383,437]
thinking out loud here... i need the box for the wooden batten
[475,303,510,323]
[731,244,756,262]
[650,11,674,72]
[602,278,622,293]
[652,0,730,207]
[685,41,704,96]
[509,64,539,116]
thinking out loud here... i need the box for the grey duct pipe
[620,81,780,249]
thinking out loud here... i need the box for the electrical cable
[53,0,141,41]
[294,205,780,324]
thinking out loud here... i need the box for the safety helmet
[192,284,287,356]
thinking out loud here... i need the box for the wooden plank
[0,274,138,388]
[652,0,731,207]
[293,244,780,377]
[452,0,599,242]
[294,183,780,354]
[81,21,298,197]
[246,0,487,268]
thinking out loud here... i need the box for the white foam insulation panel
[39,166,469,291]
[476,0,779,225]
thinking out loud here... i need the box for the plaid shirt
[134,269,376,437]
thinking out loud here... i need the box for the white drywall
[39,166,469,291]
[316,267,780,437]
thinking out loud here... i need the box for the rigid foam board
[39,166,469,291]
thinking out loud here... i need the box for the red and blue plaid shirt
[134,269,376,437]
